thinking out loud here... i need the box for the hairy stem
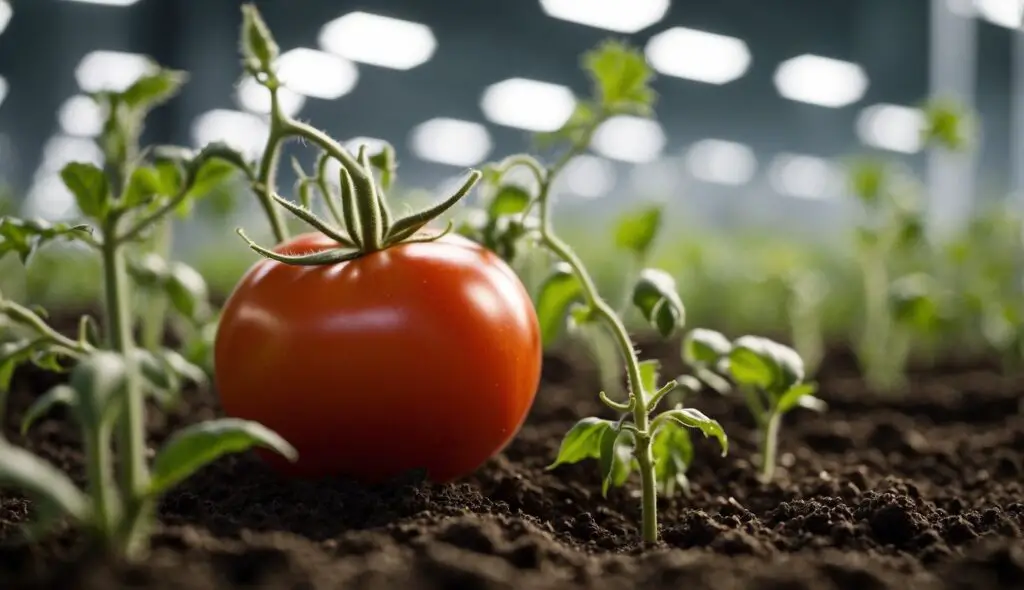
[253,87,290,244]
[536,123,660,543]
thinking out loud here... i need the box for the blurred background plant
[1,0,1023,393]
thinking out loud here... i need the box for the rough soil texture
[1,337,1023,590]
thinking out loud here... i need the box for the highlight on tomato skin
[213,231,543,483]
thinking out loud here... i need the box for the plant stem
[759,411,781,483]
[101,220,149,556]
[859,248,894,391]
[535,135,660,543]
[254,87,290,244]
[83,422,116,541]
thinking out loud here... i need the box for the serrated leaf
[547,417,614,469]
[682,328,732,367]
[0,217,92,264]
[60,162,109,220]
[121,69,187,111]
[488,185,531,217]
[0,439,90,522]
[177,159,238,217]
[21,385,78,435]
[537,263,584,347]
[614,205,662,257]
[149,418,296,495]
[660,408,728,456]
[631,268,685,338]
[583,39,655,114]
[599,427,634,497]
[776,383,819,414]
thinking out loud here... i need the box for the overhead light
[773,54,868,108]
[768,153,842,199]
[235,77,305,118]
[480,77,576,132]
[0,1,11,36]
[974,0,1024,28]
[539,0,669,33]
[319,12,436,70]
[0,75,7,109]
[24,175,79,222]
[559,155,616,198]
[645,27,751,85]
[60,0,142,5]
[191,109,269,159]
[855,104,925,154]
[39,135,104,174]
[75,50,153,93]
[58,95,104,138]
[278,48,359,100]
[409,117,491,166]
[591,115,665,163]
[685,139,757,186]
[628,159,680,195]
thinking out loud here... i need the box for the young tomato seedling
[0,60,295,559]
[205,7,542,484]
[683,330,823,483]
[463,41,731,544]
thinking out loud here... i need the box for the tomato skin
[213,232,542,483]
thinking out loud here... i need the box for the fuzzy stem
[535,123,660,543]
[253,86,290,244]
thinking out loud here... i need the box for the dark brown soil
[1,337,1023,590]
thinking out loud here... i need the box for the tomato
[213,231,542,483]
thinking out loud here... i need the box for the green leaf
[488,185,531,217]
[534,102,599,148]
[599,427,634,497]
[240,4,280,71]
[726,336,805,394]
[123,166,168,208]
[149,418,297,495]
[614,204,662,257]
[660,408,728,456]
[631,268,685,338]
[922,97,973,151]
[547,417,614,469]
[0,218,92,264]
[166,262,211,322]
[652,420,694,497]
[128,252,168,289]
[583,39,656,114]
[536,263,584,347]
[69,351,127,428]
[121,69,187,112]
[60,162,109,220]
[682,328,731,367]
[21,385,78,435]
[847,158,886,205]
[638,359,660,399]
[889,273,942,332]
[0,357,15,394]
[776,383,819,414]
[177,159,238,217]
[0,439,90,523]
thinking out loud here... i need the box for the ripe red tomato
[214,231,542,483]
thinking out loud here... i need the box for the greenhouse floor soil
[1,340,1023,590]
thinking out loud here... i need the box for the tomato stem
[254,82,291,245]
[518,113,663,544]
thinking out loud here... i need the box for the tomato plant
[209,7,541,483]
[215,231,541,482]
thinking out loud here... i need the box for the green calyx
[238,143,482,266]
